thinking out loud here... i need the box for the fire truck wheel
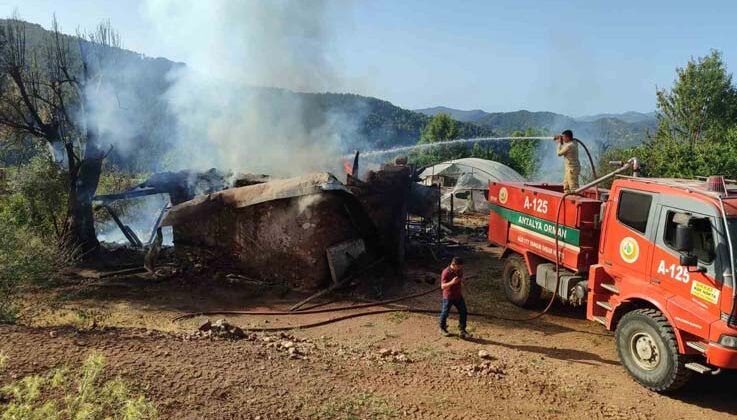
[615,308,692,392]
[502,254,541,308]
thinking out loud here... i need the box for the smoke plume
[141,0,354,176]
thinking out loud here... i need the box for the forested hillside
[416,107,657,148]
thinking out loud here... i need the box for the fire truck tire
[502,254,541,308]
[615,308,692,392]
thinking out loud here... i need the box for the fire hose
[171,286,557,332]
[172,233,567,331]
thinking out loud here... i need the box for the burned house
[95,158,438,291]
[158,172,377,290]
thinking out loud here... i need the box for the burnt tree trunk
[63,136,103,255]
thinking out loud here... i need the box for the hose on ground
[223,308,504,333]
[172,265,566,329]
[172,286,441,322]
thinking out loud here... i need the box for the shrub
[0,352,158,420]
[0,155,69,239]
[0,218,70,323]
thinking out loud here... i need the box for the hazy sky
[3,0,735,116]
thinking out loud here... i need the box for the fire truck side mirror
[675,224,694,252]
[675,224,697,267]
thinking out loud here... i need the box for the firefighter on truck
[555,129,580,193]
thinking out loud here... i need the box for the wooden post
[436,184,441,245]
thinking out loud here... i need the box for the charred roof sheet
[161,172,349,227]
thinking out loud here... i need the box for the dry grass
[1,352,157,420]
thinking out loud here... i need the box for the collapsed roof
[160,172,348,227]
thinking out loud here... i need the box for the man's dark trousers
[439,298,467,331]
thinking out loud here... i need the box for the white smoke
[141,0,355,177]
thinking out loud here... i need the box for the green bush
[0,156,68,239]
[1,352,158,420]
[0,218,70,323]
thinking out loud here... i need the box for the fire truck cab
[488,175,737,391]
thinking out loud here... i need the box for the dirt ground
[2,234,737,419]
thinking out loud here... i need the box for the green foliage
[410,117,541,179]
[656,50,737,145]
[412,113,502,166]
[419,113,458,144]
[0,352,158,420]
[0,155,72,323]
[413,113,464,165]
[508,129,542,178]
[470,142,501,161]
[0,155,68,239]
[602,50,737,180]
[0,217,69,323]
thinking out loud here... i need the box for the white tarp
[419,158,526,214]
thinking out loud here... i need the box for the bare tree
[0,16,121,253]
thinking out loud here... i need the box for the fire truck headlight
[718,334,737,348]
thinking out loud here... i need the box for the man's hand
[441,276,460,289]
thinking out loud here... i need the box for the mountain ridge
[414,106,656,147]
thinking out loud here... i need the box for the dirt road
[2,243,736,419]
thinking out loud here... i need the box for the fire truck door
[601,188,659,282]
[652,205,721,336]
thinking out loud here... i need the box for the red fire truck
[488,159,737,391]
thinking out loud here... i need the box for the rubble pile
[455,352,507,379]
[155,246,272,287]
[375,347,412,364]
[260,332,314,360]
[185,319,248,340]
[455,361,506,378]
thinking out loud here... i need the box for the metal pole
[573,158,639,195]
[449,193,454,227]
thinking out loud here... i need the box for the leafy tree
[0,17,122,253]
[656,50,737,146]
[595,50,737,184]
[413,113,461,165]
[419,112,458,144]
[638,50,737,178]
[507,128,541,178]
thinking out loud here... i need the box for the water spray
[354,136,554,158]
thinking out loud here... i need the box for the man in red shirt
[439,257,469,338]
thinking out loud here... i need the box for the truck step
[686,341,708,353]
[592,315,607,326]
[685,362,712,374]
[600,283,620,294]
[596,301,612,311]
